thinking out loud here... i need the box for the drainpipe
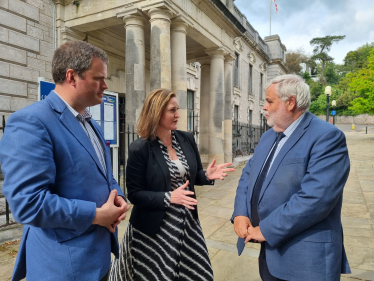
[50,0,56,50]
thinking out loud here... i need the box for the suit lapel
[150,139,171,191]
[247,132,277,203]
[258,113,312,204]
[46,92,107,179]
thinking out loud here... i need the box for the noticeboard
[37,77,119,147]
[38,77,55,101]
[88,91,119,147]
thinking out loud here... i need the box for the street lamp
[325,86,331,122]
[332,100,336,125]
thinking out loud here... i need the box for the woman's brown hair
[137,89,176,141]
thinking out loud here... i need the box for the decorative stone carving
[234,37,244,53]
[247,51,256,64]
[260,62,267,72]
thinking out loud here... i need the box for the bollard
[352,124,355,130]
[366,126,368,134]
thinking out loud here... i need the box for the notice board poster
[38,77,55,101]
[89,91,119,147]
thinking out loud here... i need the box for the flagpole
[270,0,271,36]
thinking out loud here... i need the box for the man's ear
[66,69,76,86]
[287,95,297,111]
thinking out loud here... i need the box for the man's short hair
[265,74,311,111]
[52,41,109,84]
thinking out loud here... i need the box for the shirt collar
[54,90,92,121]
[283,112,306,138]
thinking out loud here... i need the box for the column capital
[205,47,227,59]
[224,53,236,63]
[123,15,146,29]
[171,16,188,34]
[148,8,173,23]
[61,26,86,42]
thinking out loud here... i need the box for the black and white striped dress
[109,133,214,281]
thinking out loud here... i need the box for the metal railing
[232,121,265,156]
[187,111,200,143]
[0,115,14,229]
[118,125,139,191]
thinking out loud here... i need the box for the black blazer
[127,130,213,236]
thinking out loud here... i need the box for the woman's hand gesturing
[206,159,236,180]
[170,180,197,210]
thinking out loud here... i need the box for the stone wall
[317,114,374,125]
[0,0,54,138]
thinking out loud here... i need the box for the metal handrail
[0,115,13,228]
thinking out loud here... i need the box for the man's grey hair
[265,74,311,111]
[52,41,109,84]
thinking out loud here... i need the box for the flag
[272,0,279,13]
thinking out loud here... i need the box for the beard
[265,105,293,131]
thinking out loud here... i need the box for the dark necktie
[251,132,286,227]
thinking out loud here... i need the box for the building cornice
[269,58,289,73]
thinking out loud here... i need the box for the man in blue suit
[0,41,130,281]
[232,74,350,281]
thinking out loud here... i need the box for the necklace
[164,141,172,148]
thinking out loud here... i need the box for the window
[234,53,239,88]
[234,105,239,133]
[260,73,264,100]
[187,90,194,132]
[248,64,253,95]
[248,109,252,125]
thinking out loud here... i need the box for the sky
[234,0,374,64]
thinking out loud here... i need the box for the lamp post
[332,100,336,125]
[325,86,331,122]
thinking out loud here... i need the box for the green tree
[343,42,374,72]
[285,48,308,74]
[324,62,340,85]
[348,49,374,114]
[310,35,346,84]
[307,80,323,102]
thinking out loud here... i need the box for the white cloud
[235,0,374,64]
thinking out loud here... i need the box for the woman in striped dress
[109,89,234,281]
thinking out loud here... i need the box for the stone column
[224,54,236,163]
[148,8,173,90]
[205,48,227,164]
[171,18,188,131]
[123,15,146,129]
[199,61,211,167]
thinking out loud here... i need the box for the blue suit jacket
[233,112,350,281]
[0,92,124,281]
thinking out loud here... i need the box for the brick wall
[0,0,54,133]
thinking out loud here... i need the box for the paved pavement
[1,124,374,280]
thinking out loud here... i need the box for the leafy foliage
[306,42,374,116]
[348,49,374,114]
[285,48,308,74]
[310,35,346,84]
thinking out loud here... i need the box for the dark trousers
[259,243,286,281]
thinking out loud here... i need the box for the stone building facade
[0,0,288,166]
